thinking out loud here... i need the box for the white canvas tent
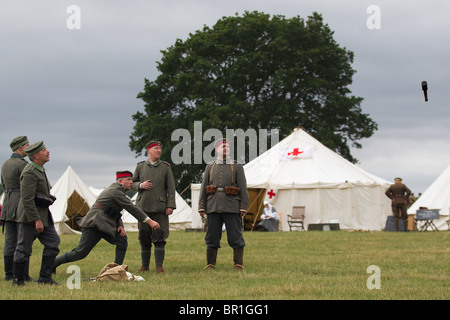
[407,164,450,231]
[49,165,97,234]
[121,192,193,231]
[191,128,392,231]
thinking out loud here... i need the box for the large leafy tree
[130,11,377,193]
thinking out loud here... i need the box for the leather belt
[94,202,106,210]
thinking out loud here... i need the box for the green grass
[0,230,449,300]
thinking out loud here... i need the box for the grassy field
[0,230,448,300]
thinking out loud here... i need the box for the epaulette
[162,161,171,167]
[137,160,145,165]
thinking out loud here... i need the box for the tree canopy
[130,11,378,192]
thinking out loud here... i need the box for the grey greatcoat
[13,160,60,281]
[16,162,54,226]
[131,159,176,213]
[81,182,149,239]
[1,153,28,222]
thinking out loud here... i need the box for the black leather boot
[24,260,37,282]
[204,247,217,269]
[233,247,244,270]
[12,261,26,286]
[38,255,60,285]
[4,256,14,281]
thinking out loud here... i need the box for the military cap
[116,171,133,180]
[25,141,45,156]
[394,177,403,181]
[215,138,229,149]
[146,140,162,151]
[10,136,29,151]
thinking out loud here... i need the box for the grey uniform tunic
[132,159,176,243]
[14,161,60,264]
[82,182,149,239]
[54,182,150,268]
[198,159,249,249]
[1,153,28,222]
[1,154,28,259]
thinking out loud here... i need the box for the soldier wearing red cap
[53,171,160,272]
[132,140,176,273]
[198,138,249,270]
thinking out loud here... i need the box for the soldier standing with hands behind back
[198,139,249,270]
[385,177,412,232]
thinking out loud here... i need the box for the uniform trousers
[138,212,168,268]
[205,212,245,249]
[4,221,20,257]
[392,204,408,220]
[3,221,32,279]
[14,223,60,264]
[54,227,128,268]
[138,212,169,247]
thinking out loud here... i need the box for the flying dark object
[421,81,428,102]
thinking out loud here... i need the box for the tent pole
[250,188,266,231]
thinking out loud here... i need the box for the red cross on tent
[281,146,315,160]
[288,148,304,156]
[267,189,276,199]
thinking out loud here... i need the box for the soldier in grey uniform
[53,171,160,271]
[13,141,60,285]
[1,136,33,281]
[385,177,412,231]
[132,140,176,273]
[198,139,249,270]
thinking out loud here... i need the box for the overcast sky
[1,0,449,196]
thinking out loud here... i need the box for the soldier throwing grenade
[198,139,249,270]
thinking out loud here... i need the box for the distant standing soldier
[53,171,160,271]
[385,177,412,231]
[132,140,176,273]
[1,136,34,281]
[198,139,249,270]
[13,141,60,285]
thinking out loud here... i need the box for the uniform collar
[215,157,233,164]
[114,182,126,192]
[146,159,161,166]
[11,153,24,159]
[30,161,45,172]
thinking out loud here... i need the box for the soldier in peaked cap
[13,141,61,285]
[385,177,412,232]
[198,138,249,270]
[53,171,160,272]
[1,136,34,281]
[132,140,176,273]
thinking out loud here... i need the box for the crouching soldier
[53,171,160,271]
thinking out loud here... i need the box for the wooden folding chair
[287,206,305,231]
